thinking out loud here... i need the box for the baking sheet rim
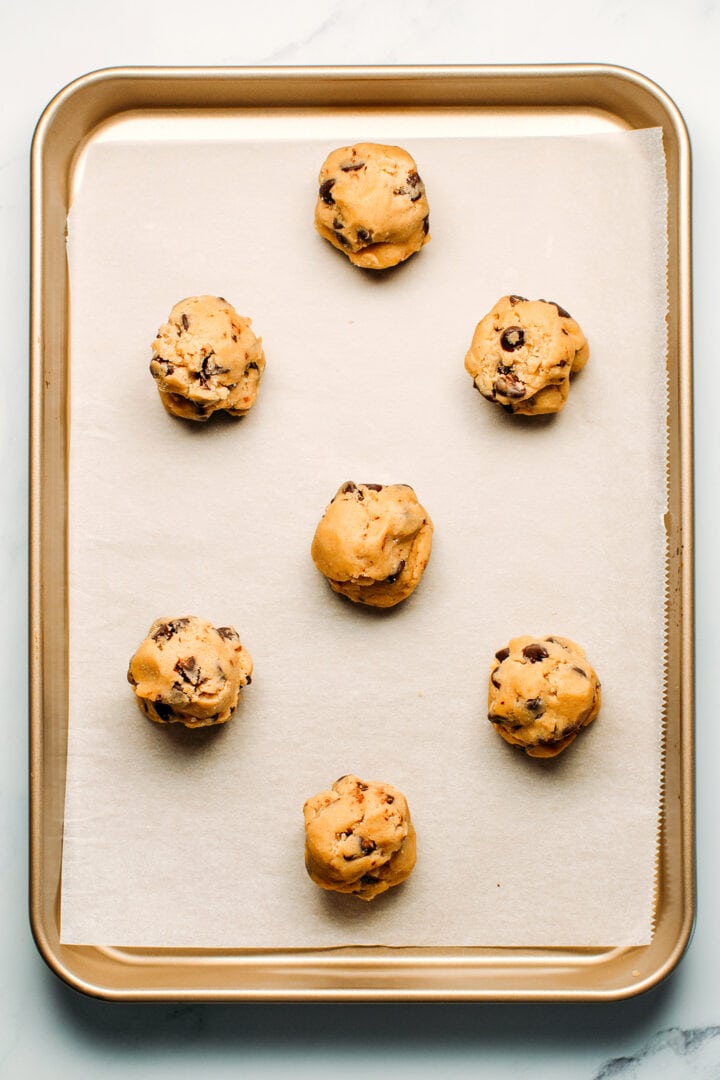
[29,62,695,1002]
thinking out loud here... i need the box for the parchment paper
[60,125,668,947]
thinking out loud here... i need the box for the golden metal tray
[29,64,694,1001]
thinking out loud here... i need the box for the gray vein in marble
[259,0,461,65]
[594,1026,720,1078]
[260,2,347,63]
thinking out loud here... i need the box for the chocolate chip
[495,647,510,662]
[491,674,501,689]
[153,356,175,372]
[359,837,376,854]
[215,626,239,642]
[340,161,365,171]
[174,656,201,686]
[319,178,336,204]
[385,795,394,804]
[181,313,189,331]
[494,374,526,399]
[333,230,350,247]
[127,670,137,686]
[544,299,572,318]
[496,361,514,375]
[196,353,228,385]
[360,874,379,885]
[356,227,371,243]
[357,782,368,792]
[244,360,259,373]
[332,218,344,229]
[526,697,544,715]
[364,483,383,491]
[508,295,527,305]
[385,560,406,584]
[422,215,430,235]
[406,171,424,201]
[572,666,587,678]
[152,618,190,643]
[522,644,549,663]
[153,701,175,722]
[341,481,357,494]
[500,326,525,352]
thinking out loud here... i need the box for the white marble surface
[1,0,718,1076]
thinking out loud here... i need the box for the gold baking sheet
[29,65,694,1000]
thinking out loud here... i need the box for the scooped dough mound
[303,774,416,900]
[487,635,601,757]
[149,295,265,421]
[464,295,589,415]
[311,481,434,607]
[127,616,253,728]
[314,142,430,269]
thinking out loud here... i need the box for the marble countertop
[2,1,717,1077]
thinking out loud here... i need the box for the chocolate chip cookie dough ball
[150,295,265,421]
[314,143,430,269]
[487,635,601,758]
[464,295,589,415]
[127,616,253,728]
[311,482,434,608]
[303,775,417,900]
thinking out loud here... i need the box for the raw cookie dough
[127,616,253,728]
[303,774,417,900]
[464,295,589,415]
[314,142,430,269]
[150,295,265,421]
[311,481,434,608]
[487,635,601,757]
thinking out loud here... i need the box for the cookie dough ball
[127,616,253,728]
[464,295,589,415]
[311,482,433,608]
[303,774,416,900]
[150,295,265,421]
[314,143,430,269]
[487,635,601,758]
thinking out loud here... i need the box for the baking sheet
[60,124,668,949]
